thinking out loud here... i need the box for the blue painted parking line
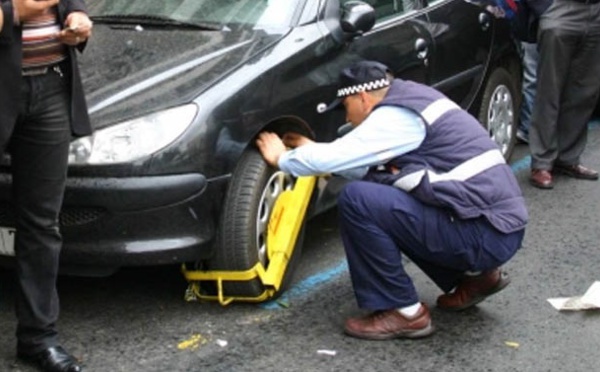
[261,260,349,309]
[510,156,530,174]
[260,119,600,310]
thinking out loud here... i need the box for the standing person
[256,61,527,340]
[514,0,549,144]
[488,0,545,144]
[529,0,600,189]
[0,0,93,371]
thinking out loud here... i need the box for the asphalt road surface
[1,122,600,372]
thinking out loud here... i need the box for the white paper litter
[216,339,228,347]
[547,281,600,311]
[316,349,337,356]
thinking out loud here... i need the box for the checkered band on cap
[336,78,391,98]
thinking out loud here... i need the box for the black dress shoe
[18,346,82,372]
[554,163,599,180]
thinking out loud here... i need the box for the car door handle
[415,38,428,60]
[479,12,490,31]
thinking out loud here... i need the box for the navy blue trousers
[338,181,524,310]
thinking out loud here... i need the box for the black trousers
[530,0,600,169]
[4,66,72,353]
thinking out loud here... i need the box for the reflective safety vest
[365,79,528,233]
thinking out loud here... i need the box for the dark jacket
[512,0,553,42]
[0,0,92,150]
[364,80,528,234]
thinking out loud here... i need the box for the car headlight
[69,104,198,165]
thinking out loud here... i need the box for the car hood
[79,24,283,129]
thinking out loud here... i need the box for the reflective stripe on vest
[420,98,461,125]
[393,149,506,191]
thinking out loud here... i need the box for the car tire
[207,147,305,299]
[478,67,518,161]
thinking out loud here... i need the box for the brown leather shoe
[530,169,553,189]
[437,269,510,311]
[553,164,599,180]
[344,303,434,340]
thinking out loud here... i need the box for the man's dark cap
[324,60,392,112]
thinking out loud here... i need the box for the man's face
[343,93,370,127]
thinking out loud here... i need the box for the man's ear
[359,91,375,112]
[357,91,368,107]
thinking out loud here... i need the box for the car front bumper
[0,172,226,275]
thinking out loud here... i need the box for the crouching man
[256,60,527,340]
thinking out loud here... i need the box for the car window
[87,0,305,29]
[341,0,418,21]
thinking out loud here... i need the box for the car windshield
[87,0,305,29]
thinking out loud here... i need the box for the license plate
[0,227,16,256]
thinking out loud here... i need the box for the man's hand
[282,132,314,148]
[57,11,93,46]
[13,0,59,22]
[256,132,287,167]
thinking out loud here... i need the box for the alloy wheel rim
[486,84,515,157]
[256,171,294,265]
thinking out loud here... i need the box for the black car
[0,0,521,299]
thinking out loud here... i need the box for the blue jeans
[337,181,524,310]
[519,41,539,137]
[5,65,72,353]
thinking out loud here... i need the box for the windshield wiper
[91,14,222,31]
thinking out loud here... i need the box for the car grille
[0,203,106,227]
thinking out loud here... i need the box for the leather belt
[22,64,64,77]
[22,66,50,76]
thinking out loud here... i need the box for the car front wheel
[206,147,305,299]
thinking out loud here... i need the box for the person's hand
[13,0,59,22]
[282,132,314,148]
[256,132,287,167]
[57,11,93,46]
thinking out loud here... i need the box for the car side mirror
[340,1,375,36]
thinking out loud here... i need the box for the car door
[421,0,494,109]
[283,0,434,143]
[302,0,436,211]
[345,0,433,86]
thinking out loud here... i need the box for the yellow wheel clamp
[182,175,317,305]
